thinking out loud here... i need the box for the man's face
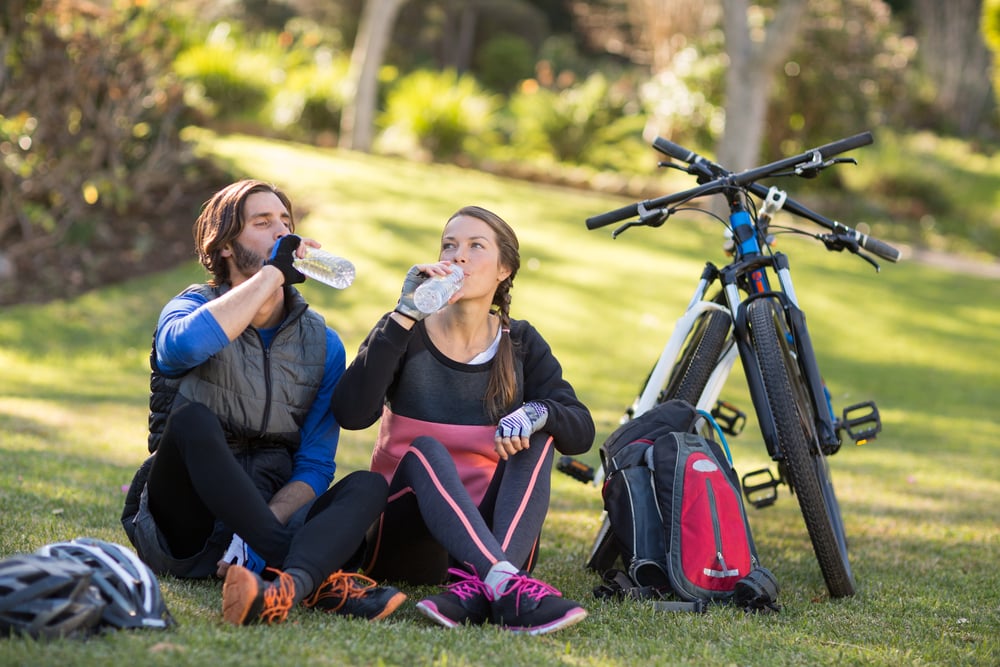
[223,191,292,285]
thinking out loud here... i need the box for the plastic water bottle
[413,265,464,313]
[292,247,356,289]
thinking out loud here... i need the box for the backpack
[592,399,780,613]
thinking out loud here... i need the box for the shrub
[507,72,646,168]
[0,0,228,305]
[173,35,272,124]
[475,34,536,93]
[269,52,352,139]
[376,69,501,161]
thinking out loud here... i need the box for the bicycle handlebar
[586,132,900,264]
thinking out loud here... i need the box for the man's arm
[267,480,316,524]
[205,266,287,340]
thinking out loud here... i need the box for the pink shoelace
[494,573,562,614]
[443,567,492,601]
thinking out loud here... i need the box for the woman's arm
[517,322,596,456]
[330,313,413,430]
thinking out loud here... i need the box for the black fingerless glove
[265,234,305,285]
[394,265,429,321]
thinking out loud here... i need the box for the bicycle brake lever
[611,220,641,238]
[612,205,670,238]
[798,156,859,179]
[856,249,881,272]
[658,161,691,174]
[638,202,669,227]
[822,233,881,272]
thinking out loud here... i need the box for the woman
[331,206,595,635]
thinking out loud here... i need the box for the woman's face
[439,214,511,301]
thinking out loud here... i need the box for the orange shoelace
[259,568,295,623]
[303,571,377,612]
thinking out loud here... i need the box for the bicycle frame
[622,203,838,467]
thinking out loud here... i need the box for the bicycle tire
[747,298,856,597]
[662,309,732,406]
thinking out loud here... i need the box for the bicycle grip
[587,202,640,229]
[815,131,873,159]
[652,137,699,163]
[857,232,901,263]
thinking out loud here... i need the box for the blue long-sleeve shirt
[155,290,344,495]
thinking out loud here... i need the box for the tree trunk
[339,0,408,152]
[913,0,995,137]
[717,0,808,173]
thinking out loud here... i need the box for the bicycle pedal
[741,467,780,509]
[711,400,747,436]
[557,456,596,484]
[841,400,881,445]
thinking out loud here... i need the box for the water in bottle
[292,247,356,289]
[413,265,464,313]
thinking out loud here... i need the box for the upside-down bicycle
[564,131,899,598]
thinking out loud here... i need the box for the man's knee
[339,470,389,506]
[164,400,218,440]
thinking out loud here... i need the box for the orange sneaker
[222,565,294,625]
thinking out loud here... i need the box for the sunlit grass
[1,131,997,665]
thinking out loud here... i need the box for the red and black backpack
[593,399,779,613]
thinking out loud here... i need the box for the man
[121,179,403,625]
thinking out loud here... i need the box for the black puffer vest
[145,284,326,454]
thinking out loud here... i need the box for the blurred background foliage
[1,0,999,305]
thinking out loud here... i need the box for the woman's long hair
[446,206,520,421]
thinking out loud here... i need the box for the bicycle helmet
[0,554,105,639]
[36,538,175,630]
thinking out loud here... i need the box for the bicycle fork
[722,255,881,507]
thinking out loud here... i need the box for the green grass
[1,130,998,666]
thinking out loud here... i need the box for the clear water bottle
[292,247,356,289]
[413,265,464,313]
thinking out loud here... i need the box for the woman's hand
[394,261,460,322]
[494,402,548,461]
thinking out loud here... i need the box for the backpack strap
[733,566,782,614]
[592,569,708,613]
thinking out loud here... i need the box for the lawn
[0,130,997,666]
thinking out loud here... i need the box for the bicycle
[562,131,899,598]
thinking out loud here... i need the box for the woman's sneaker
[490,572,587,635]
[301,571,406,621]
[416,567,492,628]
[222,565,295,625]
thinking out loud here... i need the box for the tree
[716,0,808,172]
[984,0,1000,114]
[339,0,409,151]
[912,0,995,137]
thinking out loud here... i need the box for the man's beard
[231,240,265,279]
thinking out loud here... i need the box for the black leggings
[147,400,387,585]
[364,431,553,585]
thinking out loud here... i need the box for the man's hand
[265,234,305,285]
[494,402,548,460]
[216,533,265,578]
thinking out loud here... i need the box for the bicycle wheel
[747,298,856,597]
[662,308,732,406]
